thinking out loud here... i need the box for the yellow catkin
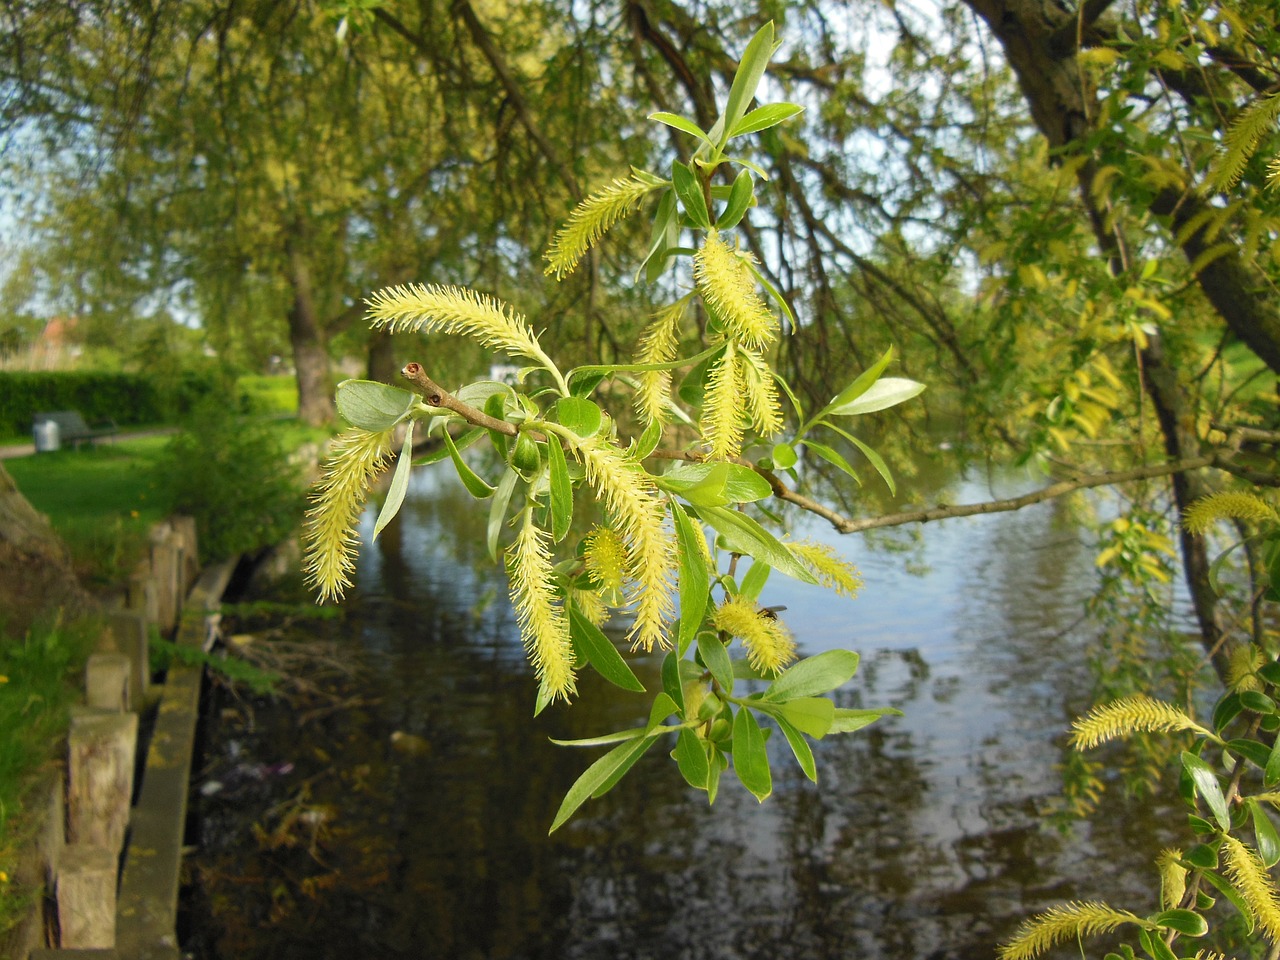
[506,516,577,702]
[303,428,393,603]
[1183,492,1278,534]
[996,901,1142,960]
[634,299,687,424]
[544,175,658,279]
[1226,644,1265,693]
[738,346,784,438]
[693,230,778,350]
[788,541,862,598]
[573,435,675,651]
[712,596,797,676]
[1156,848,1187,911]
[366,283,544,362]
[570,588,611,628]
[701,345,745,460]
[1222,835,1280,943]
[583,526,628,592]
[1069,695,1212,750]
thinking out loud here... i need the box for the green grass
[0,620,101,935]
[237,374,299,416]
[5,436,173,584]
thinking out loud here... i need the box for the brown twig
[401,362,517,436]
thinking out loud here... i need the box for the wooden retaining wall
[2,517,236,960]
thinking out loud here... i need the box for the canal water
[184,453,1198,959]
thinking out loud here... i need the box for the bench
[33,411,119,451]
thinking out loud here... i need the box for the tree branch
[401,362,517,436]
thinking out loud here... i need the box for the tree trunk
[286,241,336,428]
[0,462,91,641]
[367,327,399,385]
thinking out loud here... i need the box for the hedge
[0,370,226,437]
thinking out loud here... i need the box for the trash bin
[33,418,60,453]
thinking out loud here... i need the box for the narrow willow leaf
[776,697,835,738]
[1249,798,1280,867]
[658,461,770,506]
[843,432,896,496]
[1242,691,1277,715]
[648,692,680,731]
[547,433,572,542]
[1267,730,1280,788]
[555,396,603,438]
[671,502,710,655]
[697,505,819,585]
[816,346,895,422]
[732,706,772,802]
[764,650,861,702]
[738,559,770,601]
[550,736,655,832]
[771,442,798,469]
[1181,751,1230,831]
[742,257,796,328]
[638,189,677,284]
[336,379,418,431]
[707,748,724,804]
[550,727,646,747]
[414,426,484,465]
[720,21,778,146]
[1138,928,1178,960]
[672,160,710,228]
[829,708,901,734]
[1201,868,1256,934]
[697,633,734,695]
[662,651,686,715]
[717,169,754,230]
[730,102,804,138]
[1149,908,1208,937]
[675,727,712,791]
[484,392,510,458]
[802,438,863,486]
[568,605,645,693]
[1214,692,1244,733]
[633,418,662,459]
[649,111,716,149]
[825,377,926,417]
[373,422,415,540]
[487,467,519,562]
[443,427,495,498]
[1227,738,1272,769]
[773,712,817,782]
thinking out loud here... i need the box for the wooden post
[85,653,132,713]
[170,515,200,592]
[150,526,180,633]
[127,573,160,627]
[67,710,137,852]
[56,845,118,949]
[105,610,150,705]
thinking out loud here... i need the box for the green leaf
[549,736,655,832]
[484,393,510,458]
[1266,728,1280,788]
[773,712,817,782]
[697,633,734,696]
[671,503,710,656]
[825,377,926,417]
[638,189,677,284]
[738,560,770,602]
[827,425,896,496]
[648,692,679,731]
[743,257,795,328]
[568,369,608,399]
[1181,844,1219,870]
[753,696,834,738]
[801,439,863,486]
[373,422,415,540]
[816,346,895,422]
[1137,927,1178,960]
[546,433,572,542]
[730,102,804,138]
[770,442,798,470]
[569,606,645,693]
[829,707,900,734]
[717,169,754,230]
[1258,660,1280,686]
[554,396,603,438]
[442,427,495,499]
[764,650,861,702]
[662,652,685,716]
[1214,692,1244,733]
[550,727,647,747]
[487,467,519,561]
[732,706,772,802]
[414,426,484,465]
[633,418,662,460]
[672,160,710,229]
[649,111,716,149]
[678,344,724,408]
[675,727,712,791]
[1249,798,1280,867]
[1149,908,1208,937]
[1241,690,1277,715]
[1181,751,1230,831]
[720,21,778,147]
[697,505,819,585]
[1227,738,1273,769]
[336,379,417,431]
[658,461,771,506]
[1200,869,1254,934]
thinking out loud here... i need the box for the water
[185,455,1195,959]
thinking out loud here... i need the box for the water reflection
[188,461,1188,960]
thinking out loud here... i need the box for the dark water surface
[186,458,1191,960]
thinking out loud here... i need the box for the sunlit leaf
[824,377,926,417]
[336,379,417,431]
[732,705,772,802]
[443,427,494,499]
[1181,751,1230,831]
[671,502,710,655]
[569,605,645,693]
[546,433,572,542]
[549,736,656,832]
[697,505,818,585]
[373,421,415,540]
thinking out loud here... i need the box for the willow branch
[401,362,517,436]
[650,449,1219,534]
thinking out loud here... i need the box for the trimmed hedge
[0,370,225,437]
